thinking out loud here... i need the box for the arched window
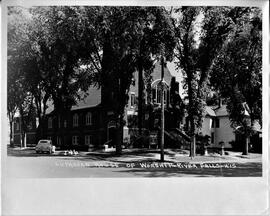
[48,117,53,129]
[73,114,79,127]
[130,93,136,107]
[86,112,92,125]
[151,79,170,105]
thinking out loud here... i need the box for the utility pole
[160,55,165,162]
[138,56,143,136]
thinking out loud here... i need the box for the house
[43,86,103,150]
[13,115,38,147]
[13,59,261,152]
[199,106,216,144]
[13,61,185,150]
[124,62,183,143]
[199,104,235,148]
[199,102,262,150]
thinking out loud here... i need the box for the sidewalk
[82,148,262,164]
[7,146,262,164]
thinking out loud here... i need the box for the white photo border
[1,0,269,215]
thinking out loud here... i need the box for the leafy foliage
[173,6,259,156]
[7,7,37,145]
[7,6,261,156]
[210,7,262,132]
[96,7,176,153]
[29,6,100,114]
[8,6,176,149]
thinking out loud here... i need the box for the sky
[167,61,185,97]
[165,11,203,99]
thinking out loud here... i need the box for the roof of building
[252,120,262,132]
[215,104,228,117]
[204,106,216,117]
[15,62,174,117]
[151,61,173,85]
[71,87,101,110]
[45,86,101,114]
[45,101,54,114]
[215,104,250,117]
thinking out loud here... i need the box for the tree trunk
[187,73,196,158]
[40,117,44,139]
[190,134,196,158]
[115,115,123,155]
[189,117,196,158]
[9,117,14,147]
[242,136,249,155]
[36,116,44,141]
[40,96,49,139]
[24,133,27,148]
[18,106,27,148]
[35,98,42,141]
[21,132,25,148]
[62,111,68,149]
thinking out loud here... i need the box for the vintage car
[35,140,55,154]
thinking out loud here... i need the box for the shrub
[229,140,242,151]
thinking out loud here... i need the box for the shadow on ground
[85,149,187,158]
[7,147,187,159]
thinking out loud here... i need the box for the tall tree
[97,7,176,154]
[8,6,176,152]
[29,6,101,144]
[173,6,251,157]
[173,7,202,157]
[133,7,176,136]
[8,6,54,143]
[18,94,37,148]
[7,7,35,146]
[210,8,262,155]
[24,6,175,153]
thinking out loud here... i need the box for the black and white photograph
[5,4,264,178]
[1,0,269,215]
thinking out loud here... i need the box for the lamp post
[160,55,165,162]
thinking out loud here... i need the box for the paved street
[5,147,262,178]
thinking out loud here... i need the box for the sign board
[149,131,158,147]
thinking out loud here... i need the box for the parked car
[35,140,55,154]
